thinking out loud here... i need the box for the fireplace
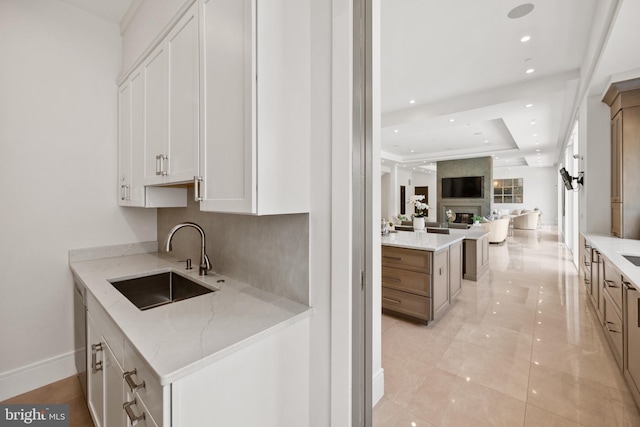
[453,212,474,224]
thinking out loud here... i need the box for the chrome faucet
[164,222,212,275]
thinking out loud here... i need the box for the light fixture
[449,118,455,123]
[526,103,533,108]
[526,68,535,74]
[530,119,536,125]
[394,129,399,133]
[536,149,540,152]
[410,149,415,153]
[520,35,531,43]
[409,99,416,104]
[484,140,489,143]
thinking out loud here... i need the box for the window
[493,178,523,204]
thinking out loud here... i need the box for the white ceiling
[381,0,601,171]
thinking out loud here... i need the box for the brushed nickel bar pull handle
[606,321,622,333]
[194,176,203,201]
[121,185,126,201]
[91,343,103,373]
[605,280,620,288]
[123,399,145,426]
[123,369,146,393]
[383,297,401,304]
[156,154,168,176]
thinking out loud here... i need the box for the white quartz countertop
[585,234,640,291]
[448,227,491,241]
[381,230,465,251]
[70,252,311,386]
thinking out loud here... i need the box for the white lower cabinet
[86,294,166,427]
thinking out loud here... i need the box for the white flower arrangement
[407,195,429,218]
[446,209,455,223]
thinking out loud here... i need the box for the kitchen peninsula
[381,231,465,323]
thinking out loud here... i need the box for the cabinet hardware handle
[194,176,203,201]
[121,185,127,201]
[91,343,103,373]
[604,280,620,288]
[382,276,401,283]
[123,399,145,426]
[383,256,402,260]
[123,369,146,393]
[383,297,401,304]
[126,185,131,201]
[605,321,622,334]
[156,154,168,176]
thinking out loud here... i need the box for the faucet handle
[200,254,212,275]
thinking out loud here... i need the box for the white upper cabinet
[142,4,199,186]
[198,0,310,215]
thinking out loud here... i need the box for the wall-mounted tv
[442,176,483,198]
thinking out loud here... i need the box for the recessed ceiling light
[520,35,531,43]
[536,149,540,152]
[449,118,455,123]
[508,3,535,19]
[394,129,399,133]
[530,119,536,125]
[403,165,407,167]
[526,103,533,108]
[495,156,499,159]
[535,142,540,145]
[410,149,415,153]
[423,160,427,163]
[526,68,535,74]
[409,99,416,104]
[381,160,384,162]
[484,140,489,143]
[533,134,538,137]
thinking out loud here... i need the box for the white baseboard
[372,367,384,407]
[0,350,80,401]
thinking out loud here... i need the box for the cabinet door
[118,81,132,206]
[104,343,126,427]
[142,44,168,185]
[199,0,255,213]
[87,314,104,427]
[626,285,640,397]
[481,235,490,267]
[432,249,449,318]
[449,241,462,299]
[612,112,622,203]
[166,5,199,184]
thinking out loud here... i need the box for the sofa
[480,217,510,244]
[512,211,540,230]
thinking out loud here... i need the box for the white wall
[382,169,437,223]
[0,0,157,400]
[411,171,438,223]
[492,166,559,225]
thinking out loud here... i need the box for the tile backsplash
[157,187,309,305]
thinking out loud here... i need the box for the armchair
[513,211,540,230]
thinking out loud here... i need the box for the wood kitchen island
[381,231,465,323]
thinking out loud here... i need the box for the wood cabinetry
[603,79,640,238]
[625,283,640,407]
[382,243,461,323]
[463,234,489,281]
[198,0,310,214]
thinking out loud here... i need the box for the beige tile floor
[374,228,640,427]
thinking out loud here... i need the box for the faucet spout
[164,222,212,276]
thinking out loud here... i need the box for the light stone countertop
[381,230,465,251]
[70,252,311,386]
[448,226,491,241]
[585,233,640,291]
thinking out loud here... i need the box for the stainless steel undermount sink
[622,254,640,267]
[109,271,216,310]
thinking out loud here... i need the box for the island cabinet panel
[382,266,430,297]
[449,241,463,299]
[382,246,431,273]
[382,244,459,324]
[382,287,430,321]
[432,249,450,318]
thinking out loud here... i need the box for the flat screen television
[559,167,573,190]
[442,176,483,198]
